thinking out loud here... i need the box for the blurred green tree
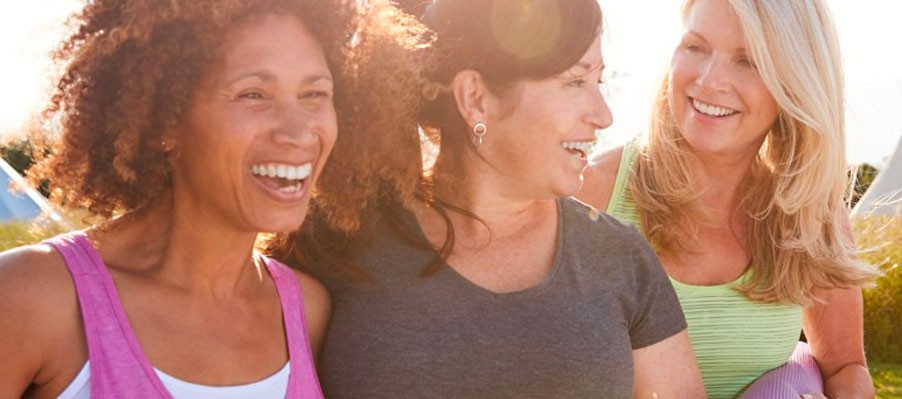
[850,163,879,208]
[1,138,49,197]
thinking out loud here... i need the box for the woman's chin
[552,178,584,199]
[249,211,308,235]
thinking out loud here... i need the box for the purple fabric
[741,342,824,399]
[266,254,325,398]
[46,231,323,398]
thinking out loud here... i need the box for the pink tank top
[46,232,324,399]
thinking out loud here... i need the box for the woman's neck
[432,149,554,228]
[90,197,262,299]
[689,151,757,213]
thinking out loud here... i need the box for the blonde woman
[579,0,878,398]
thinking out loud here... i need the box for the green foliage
[0,138,34,175]
[1,137,50,197]
[851,163,880,208]
[873,362,902,399]
[856,216,902,363]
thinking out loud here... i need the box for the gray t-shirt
[317,198,686,398]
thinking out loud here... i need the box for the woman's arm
[633,330,707,398]
[0,250,43,397]
[803,286,874,398]
[0,245,82,398]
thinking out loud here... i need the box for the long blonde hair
[630,0,878,305]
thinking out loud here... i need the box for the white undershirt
[56,361,291,399]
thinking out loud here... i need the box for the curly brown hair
[269,0,602,278]
[265,1,436,278]
[29,0,433,230]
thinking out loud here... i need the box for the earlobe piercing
[472,122,487,147]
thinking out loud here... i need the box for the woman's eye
[568,79,587,88]
[237,91,265,100]
[736,58,756,69]
[686,44,701,53]
[303,91,332,99]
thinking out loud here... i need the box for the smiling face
[668,0,779,160]
[172,13,337,233]
[483,34,613,200]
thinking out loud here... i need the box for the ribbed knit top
[605,139,802,398]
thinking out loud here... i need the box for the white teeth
[692,99,736,117]
[561,140,595,156]
[250,162,313,181]
[277,182,303,193]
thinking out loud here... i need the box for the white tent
[852,135,902,217]
[0,159,64,224]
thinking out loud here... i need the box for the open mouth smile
[251,162,312,195]
[561,140,596,159]
[691,98,737,117]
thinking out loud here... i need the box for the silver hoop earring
[472,122,487,147]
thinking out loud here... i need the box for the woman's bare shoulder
[578,145,625,212]
[289,268,331,356]
[0,243,85,396]
[0,243,80,334]
[0,243,74,308]
[290,268,331,310]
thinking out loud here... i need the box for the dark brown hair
[271,0,603,279]
[417,0,604,273]
[418,0,602,130]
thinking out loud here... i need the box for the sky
[1,1,900,168]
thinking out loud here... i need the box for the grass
[855,215,902,363]
[0,208,88,251]
[873,362,902,399]
[0,221,65,252]
[854,215,902,397]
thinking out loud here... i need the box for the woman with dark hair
[0,0,428,397]
[271,0,705,397]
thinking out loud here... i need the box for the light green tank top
[606,139,803,399]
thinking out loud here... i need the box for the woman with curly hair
[0,0,429,397]
[579,0,879,397]
[270,0,705,397]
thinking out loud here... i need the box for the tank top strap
[44,231,173,398]
[607,137,642,225]
[261,256,324,399]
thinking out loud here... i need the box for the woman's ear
[160,125,181,161]
[451,69,491,127]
